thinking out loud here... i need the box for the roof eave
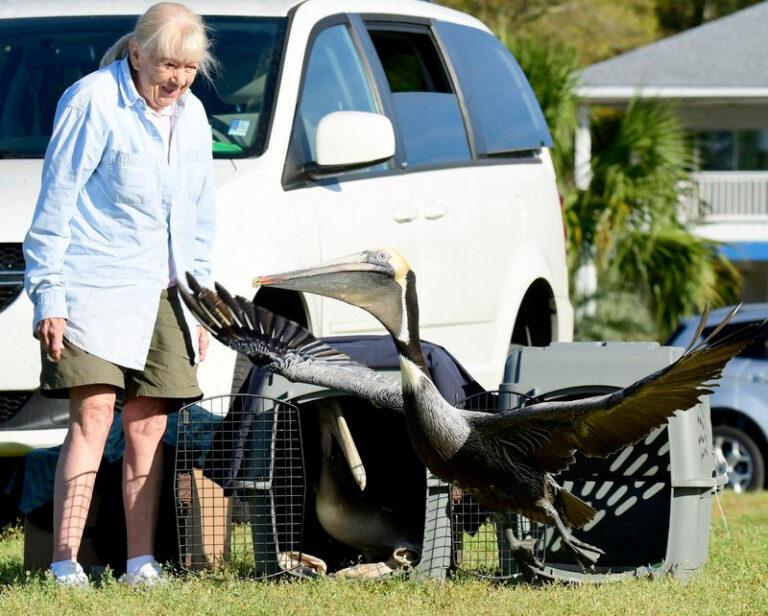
[576,85,768,105]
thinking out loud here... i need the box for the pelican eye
[376,251,388,261]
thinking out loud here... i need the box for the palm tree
[510,38,740,339]
[567,100,740,338]
[507,36,579,185]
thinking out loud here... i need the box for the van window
[288,24,379,172]
[0,16,286,159]
[435,22,552,156]
[367,27,470,167]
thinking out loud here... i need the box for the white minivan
[0,0,572,475]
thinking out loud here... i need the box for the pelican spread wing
[469,305,759,474]
[178,274,403,411]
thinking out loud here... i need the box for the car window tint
[0,16,286,159]
[368,28,470,167]
[701,323,768,359]
[291,24,379,168]
[435,22,552,156]
[199,17,286,158]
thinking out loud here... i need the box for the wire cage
[451,390,547,580]
[174,394,306,579]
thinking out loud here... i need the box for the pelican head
[253,249,412,342]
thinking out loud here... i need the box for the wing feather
[469,308,765,473]
[178,275,403,410]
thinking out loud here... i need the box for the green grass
[1,492,767,615]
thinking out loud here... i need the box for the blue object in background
[720,241,768,261]
[18,404,220,514]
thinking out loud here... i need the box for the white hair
[100,3,215,78]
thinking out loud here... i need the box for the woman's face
[129,43,199,112]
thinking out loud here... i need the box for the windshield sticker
[228,119,251,137]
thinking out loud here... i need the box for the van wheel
[713,425,765,492]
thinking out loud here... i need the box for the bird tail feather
[557,489,597,529]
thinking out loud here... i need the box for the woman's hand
[36,317,67,363]
[197,326,208,362]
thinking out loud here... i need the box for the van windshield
[0,15,286,159]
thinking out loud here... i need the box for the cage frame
[173,392,309,580]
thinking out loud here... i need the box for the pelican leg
[537,499,604,571]
[494,512,540,580]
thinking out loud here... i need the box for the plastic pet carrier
[451,342,727,583]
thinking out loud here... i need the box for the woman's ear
[128,41,140,71]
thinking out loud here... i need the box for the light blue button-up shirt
[23,58,215,369]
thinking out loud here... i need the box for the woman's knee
[122,398,169,442]
[70,387,116,441]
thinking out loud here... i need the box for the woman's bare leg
[52,385,116,562]
[121,396,169,559]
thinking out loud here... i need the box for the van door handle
[392,207,418,223]
[424,204,448,220]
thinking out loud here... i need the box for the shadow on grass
[0,523,47,587]
[0,560,38,586]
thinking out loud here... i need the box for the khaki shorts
[40,287,202,403]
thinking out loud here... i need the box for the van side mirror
[310,111,395,177]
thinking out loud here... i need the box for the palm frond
[508,36,580,182]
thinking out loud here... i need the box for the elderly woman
[22,3,215,586]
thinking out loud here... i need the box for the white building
[576,1,768,300]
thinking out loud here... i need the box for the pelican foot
[278,551,328,578]
[536,498,605,572]
[334,548,420,580]
[561,534,604,572]
[334,561,397,579]
[504,531,541,582]
[387,547,420,570]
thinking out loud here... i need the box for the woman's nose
[169,70,186,86]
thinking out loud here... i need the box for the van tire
[713,425,765,492]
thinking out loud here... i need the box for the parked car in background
[667,304,768,492]
[0,0,572,521]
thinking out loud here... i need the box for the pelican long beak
[253,249,404,337]
[329,404,367,491]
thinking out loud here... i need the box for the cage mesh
[451,390,546,579]
[175,394,305,579]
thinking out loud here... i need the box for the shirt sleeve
[23,98,106,329]
[192,129,216,288]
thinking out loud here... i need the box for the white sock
[126,554,156,575]
[50,559,81,575]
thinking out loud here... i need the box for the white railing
[687,171,768,219]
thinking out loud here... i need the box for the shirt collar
[117,56,188,113]
[117,57,142,109]
[147,102,176,118]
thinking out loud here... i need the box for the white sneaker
[50,561,89,587]
[119,559,166,587]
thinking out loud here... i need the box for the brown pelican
[252,248,762,571]
[314,399,421,574]
[178,277,420,575]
